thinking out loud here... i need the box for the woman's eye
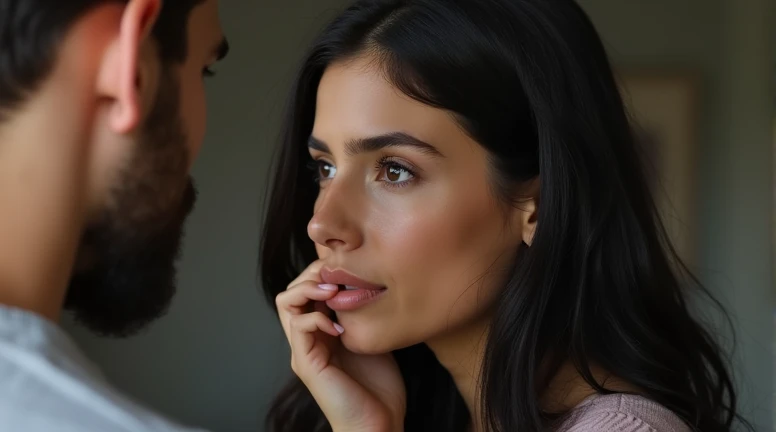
[380,163,413,183]
[317,161,337,180]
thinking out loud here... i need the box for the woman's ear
[514,177,539,246]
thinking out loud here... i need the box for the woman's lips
[320,268,385,290]
[320,268,387,311]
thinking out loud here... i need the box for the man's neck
[0,86,89,322]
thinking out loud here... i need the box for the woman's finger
[288,311,344,375]
[276,281,339,339]
[286,259,327,290]
[277,281,338,311]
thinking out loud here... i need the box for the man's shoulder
[0,400,206,432]
[0,305,206,432]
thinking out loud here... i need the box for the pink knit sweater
[556,394,692,431]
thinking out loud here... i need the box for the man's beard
[64,68,196,338]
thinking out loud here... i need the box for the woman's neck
[426,316,490,432]
[427,317,638,432]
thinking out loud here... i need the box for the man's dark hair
[0,0,204,118]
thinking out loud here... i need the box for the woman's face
[308,56,535,354]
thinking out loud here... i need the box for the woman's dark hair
[260,0,748,431]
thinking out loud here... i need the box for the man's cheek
[180,77,208,166]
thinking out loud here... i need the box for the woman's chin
[339,330,392,355]
[336,313,422,355]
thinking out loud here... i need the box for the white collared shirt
[0,305,208,432]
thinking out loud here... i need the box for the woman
[260,0,749,431]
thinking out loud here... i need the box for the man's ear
[513,177,539,246]
[96,0,161,134]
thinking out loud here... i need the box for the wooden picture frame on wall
[616,71,699,266]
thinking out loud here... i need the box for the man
[0,0,228,430]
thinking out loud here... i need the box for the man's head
[0,0,228,336]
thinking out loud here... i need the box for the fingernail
[333,323,345,334]
[318,284,338,291]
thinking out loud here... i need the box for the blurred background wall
[62,0,775,431]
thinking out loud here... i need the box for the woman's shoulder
[555,393,692,432]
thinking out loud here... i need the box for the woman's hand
[276,260,406,432]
